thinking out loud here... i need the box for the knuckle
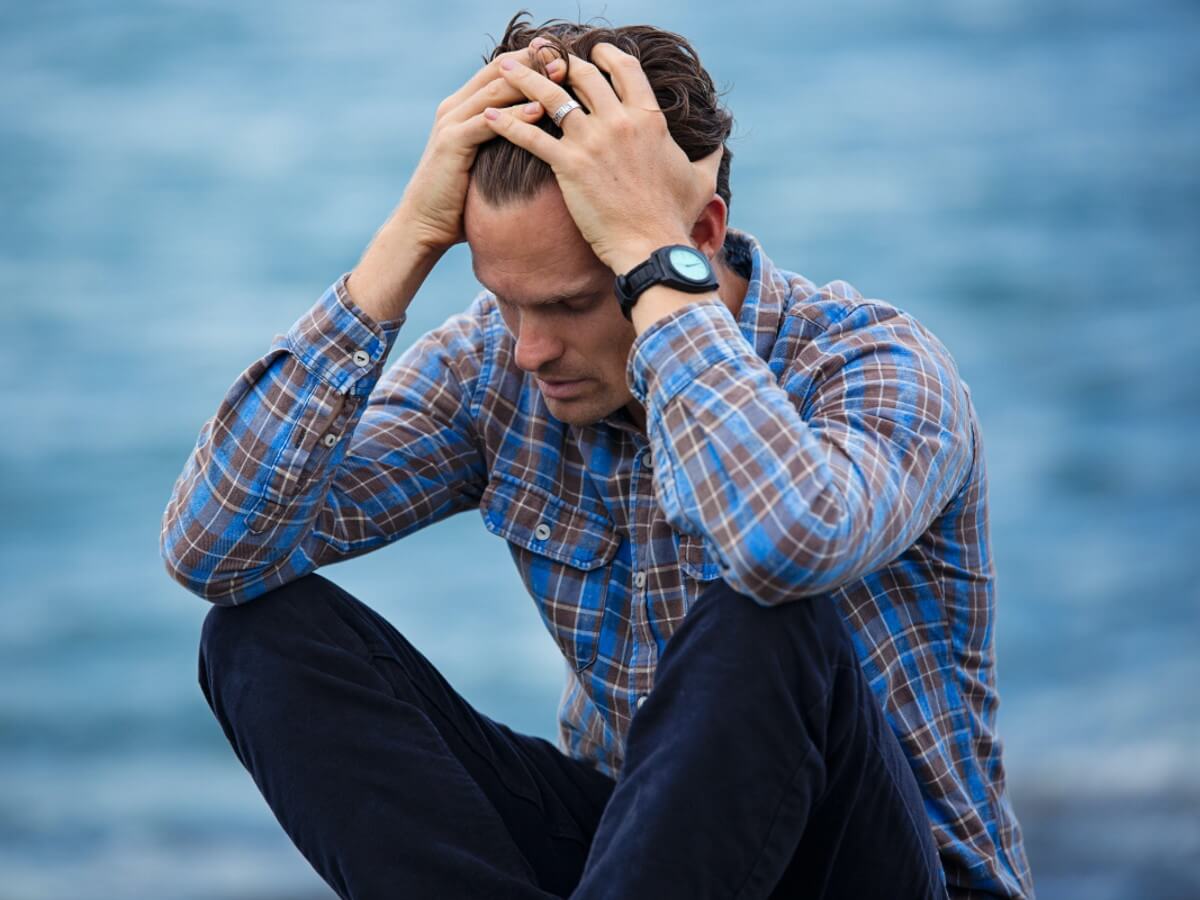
[431,124,458,149]
[612,116,637,138]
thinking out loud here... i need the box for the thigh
[313,575,618,896]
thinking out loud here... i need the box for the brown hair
[471,10,734,213]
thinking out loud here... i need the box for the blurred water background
[1,1,1198,897]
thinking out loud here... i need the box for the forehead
[465,182,610,307]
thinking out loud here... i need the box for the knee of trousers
[675,578,857,684]
[199,572,341,680]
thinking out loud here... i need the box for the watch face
[667,246,712,282]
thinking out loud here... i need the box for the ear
[689,194,729,261]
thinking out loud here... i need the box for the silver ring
[551,99,582,127]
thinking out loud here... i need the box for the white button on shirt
[321,433,338,448]
[640,450,653,467]
[534,522,552,541]
[637,694,648,709]
[352,349,371,368]
[634,571,646,589]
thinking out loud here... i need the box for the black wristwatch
[614,244,720,321]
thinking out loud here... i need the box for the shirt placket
[627,434,659,713]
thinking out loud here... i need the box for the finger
[588,42,659,110]
[454,100,545,148]
[443,74,543,126]
[527,35,559,65]
[496,56,589,135]
[557,52,622,118]
[482,105,564,165]
[439,45,558,118]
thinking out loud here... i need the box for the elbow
[159,512,247,607]
[161,555,223,606]
[719,541,853,608]
[717,492,865,607]
[160,554,253,607]
[160,543,233,607]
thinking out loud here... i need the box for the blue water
[1,2,1197,897]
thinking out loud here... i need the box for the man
[161,13,1034,900]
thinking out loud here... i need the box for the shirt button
[640,450,653,467]
[634,571,646,589]
[637,694,648,709]
[352,349,371,368]
[534,522,552,541]
[321,433,338,448]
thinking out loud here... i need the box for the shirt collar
[725,227,789,362]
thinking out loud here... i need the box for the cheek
[583,316,636,381]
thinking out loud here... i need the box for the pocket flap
[481,474,620,570]
[676,531,724,581]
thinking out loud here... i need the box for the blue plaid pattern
[161,229,1034,898]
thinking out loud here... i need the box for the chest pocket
[481,475,621,672]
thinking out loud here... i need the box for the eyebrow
[481,280,602,308]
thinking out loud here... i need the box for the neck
[716,254,750,319]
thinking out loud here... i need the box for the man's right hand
[402,41,564,252]
[346,42,564,324]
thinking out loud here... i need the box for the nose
[512,313,565,375]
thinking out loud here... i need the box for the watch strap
[615,245,719,321]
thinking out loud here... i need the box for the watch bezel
[665,246,713,283]
[615,244,720,321]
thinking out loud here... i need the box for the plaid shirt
[161,228,1033,898]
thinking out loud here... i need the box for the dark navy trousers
[198,573,944,899]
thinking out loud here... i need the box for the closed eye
[564,295,598,312]
[496,293,598,312]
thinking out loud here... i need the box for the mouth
[537,377,589,400]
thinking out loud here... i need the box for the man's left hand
[483,40,723,275]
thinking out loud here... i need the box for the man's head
[471,12,734,211]
[464,12,738,428]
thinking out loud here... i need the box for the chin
[544,400,600,426]
[544,394,622,427]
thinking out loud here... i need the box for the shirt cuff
[282,273,407,397]
[626,297,751,411]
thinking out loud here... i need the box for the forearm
[345,204,447,326]
[629,298,972,606]
[160,277,406,604]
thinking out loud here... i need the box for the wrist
[348,216,446,324]
[630,283,705,335]
[607,233,693,275]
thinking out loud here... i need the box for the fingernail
[530,37,549,50]
[546,59,564,74]
[524,102,540,114]
[484,108,499,120]
[501,58,516,70]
